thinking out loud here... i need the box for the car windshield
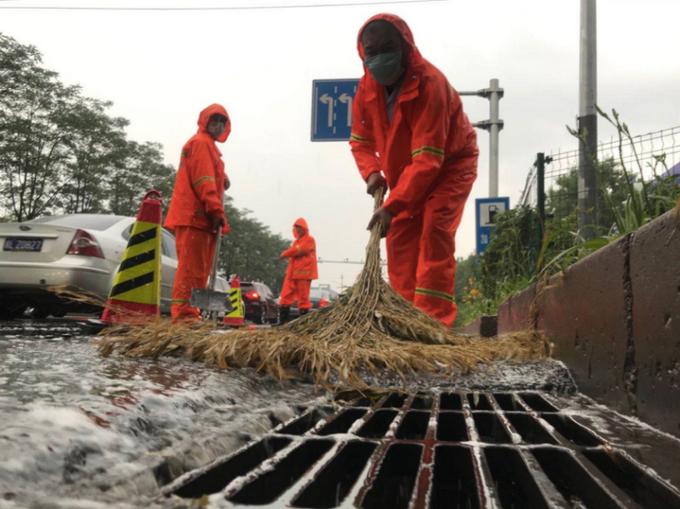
[29,214,127,231]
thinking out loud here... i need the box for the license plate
[3,238,43,252]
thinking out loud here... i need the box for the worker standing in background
[165,104,231,322]
[349,14,478,327]
[279,218,318,323]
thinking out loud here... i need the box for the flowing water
[0,319,326,508]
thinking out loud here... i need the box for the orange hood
[197,103,231,143]
[293,217,309,238]
[356,13,425,79]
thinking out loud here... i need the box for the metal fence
[519,125,680,221]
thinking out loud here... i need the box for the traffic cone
[101,190,163,324]
[223,275,245,327]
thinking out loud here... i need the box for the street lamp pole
[578,0,598,238]
[460,78,504,198]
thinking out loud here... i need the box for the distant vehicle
[240,281,279,324]
[287,285,340,319]
[0,214,227,319]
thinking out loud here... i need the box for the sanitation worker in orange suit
[278,218,318,323]
[350,14,478,327]
[165,104,231,322]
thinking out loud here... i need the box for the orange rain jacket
[349,13,478,217]
[281,218,318,281]
[165,104,231,234]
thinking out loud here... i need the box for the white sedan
[0,214,226,319]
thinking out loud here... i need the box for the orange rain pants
[170,226,217,321]
[279,279,312,310]
[386,161,476,327]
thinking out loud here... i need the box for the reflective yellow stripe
[350,133,372,143]
[411,146,445,158]
[171,299,190,304]
[192,175,215,188]
[415,287,455,302]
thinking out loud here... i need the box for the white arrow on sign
[338,93,353,127]
[319,93,334,128]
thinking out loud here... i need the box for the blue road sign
[476,197,510,254]
[311,79,359,142]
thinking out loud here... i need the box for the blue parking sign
[311,79,359,141]
[476,197,510,254]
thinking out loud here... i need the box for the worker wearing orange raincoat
[279,218,318,323]
[350,14,478,327]
[165,104,231,322]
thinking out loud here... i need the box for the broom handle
[373,186,385,211]
[369,186,386,236]
[208,230,221,291]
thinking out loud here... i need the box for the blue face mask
[365,50,403,86]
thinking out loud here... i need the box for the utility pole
[460,78,504,197]
[578,0,598,238]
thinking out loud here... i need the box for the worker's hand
[279,252,287,260]
[366,172,386,196]
[209,214,225,233]
[367,207,393,238]
[224,178,230,191]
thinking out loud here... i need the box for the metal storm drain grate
[165,392,680,508]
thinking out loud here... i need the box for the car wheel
[259,308,267,325]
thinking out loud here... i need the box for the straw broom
[94,189,547,388]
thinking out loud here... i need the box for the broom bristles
[92,189,547,388]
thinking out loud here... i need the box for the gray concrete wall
[495,208,680,437]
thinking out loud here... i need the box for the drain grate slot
[583,449,680,509]
[440,393,463,410]
[430,446,480,509]
[532,447,622,509]
[472,412,512,444]
[381,393,407,408]
[278,408,331,435]
[360,443,422,509]
[411,395,433,410]
[356,410,397,439]
[173,437,291,498]
[520,393,559,412]
[395,411,430,440]
[291,441,377,508]
[540,414,602,447]
[467,393,494,410]
[317,409,367,436]
[485,447,550,509]
[228,439,334,505]
[505,413,557,444]
[170,390,680,508]
[493,393,525,411]
[436,411,468,442]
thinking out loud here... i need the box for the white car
[0,214,226,319]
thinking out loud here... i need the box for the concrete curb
[494,208,680,438]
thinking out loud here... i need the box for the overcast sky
[2,0,679,291]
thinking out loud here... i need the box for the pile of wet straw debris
[60,192,549,388]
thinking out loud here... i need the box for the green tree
[546,157,635,232]
[108,140,175,216]
[0,33,176,220]
[0,34,75,220]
